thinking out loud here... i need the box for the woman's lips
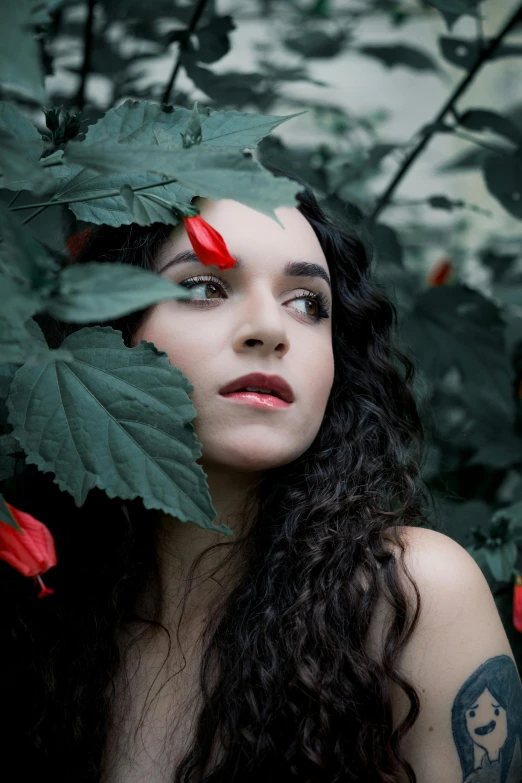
[220,391,291,409]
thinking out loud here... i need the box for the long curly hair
[0,163,436,783]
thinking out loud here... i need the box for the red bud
[0,503,57,598]
[427,256,454,287]
[66,227,95,261]
[182,215,237,270]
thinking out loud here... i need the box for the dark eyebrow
[158,249,331,290]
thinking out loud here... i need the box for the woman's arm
[368,526,522,783]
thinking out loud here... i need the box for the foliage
[1,0,522,667]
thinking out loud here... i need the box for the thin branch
[161,0,210,106]
[74,0,96,111]
[369,1,522,223]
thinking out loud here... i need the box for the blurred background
[3,0,522,662]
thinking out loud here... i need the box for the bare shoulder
[366,526,522,783]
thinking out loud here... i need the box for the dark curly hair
[0,163,436,783]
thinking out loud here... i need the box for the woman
[1,164,520,783]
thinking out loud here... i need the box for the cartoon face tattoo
[464,687,508,764]
[452,655,522,782]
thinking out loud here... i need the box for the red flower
[182,215,237,270]
[0,503,57,598]
[514,573,522,633]
[66,226,95,261]
[427,256,454,287]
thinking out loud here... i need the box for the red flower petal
[513,574,522,633]
[182,215,237,270]
[0,503,57,579]
[66,227,95,261]
[427,256,454,287]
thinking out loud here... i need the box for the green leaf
[191,14,235,64]
[53,100,306,226]
[483,154,522,221]
[62,138,301,227]
[181,59,278,108]
[440,37,522,70]
[283,29,347,58]
[0,102,50,192]
[48,161,196,228]
[357,44,438,72]
[82,99,303,152]
[6,326,229,534]
[0,300,73,366]
[0,201,60,293]
[426,0,483,30]
[491,501,522,544]
[118,184,181,226]
[402,284,513,422]
[47,262,194,323]
[459,109,522,146]
[484,541,518,583]
[0,434,22,456]
[0,0,46,102]
[0,207,71,363]
[0,495,22,531]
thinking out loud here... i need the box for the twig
[74,0,96,111]
[369,1,522,224]
[161,0,210,106]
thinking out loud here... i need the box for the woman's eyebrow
[158,248,331,290]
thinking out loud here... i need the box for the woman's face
[132,198,335,474]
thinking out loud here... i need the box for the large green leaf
[6,326,228,533]
[62,137,301,226]
[51,101,306,226]
[82,99,305,152]
[47,261,194,323]
[0,0,46,102]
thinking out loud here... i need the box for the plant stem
[21,205,49,225]
[74,0,96,111]
[450,129,516,156]
[161,0,210,105]
[8,191,22,208]
[369,1,522,224]
[9,177,180,224]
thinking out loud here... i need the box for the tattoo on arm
[451,655,522,782]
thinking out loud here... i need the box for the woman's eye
[178,275,330,323]
[469,710,475,718]
[495,708,500,716]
